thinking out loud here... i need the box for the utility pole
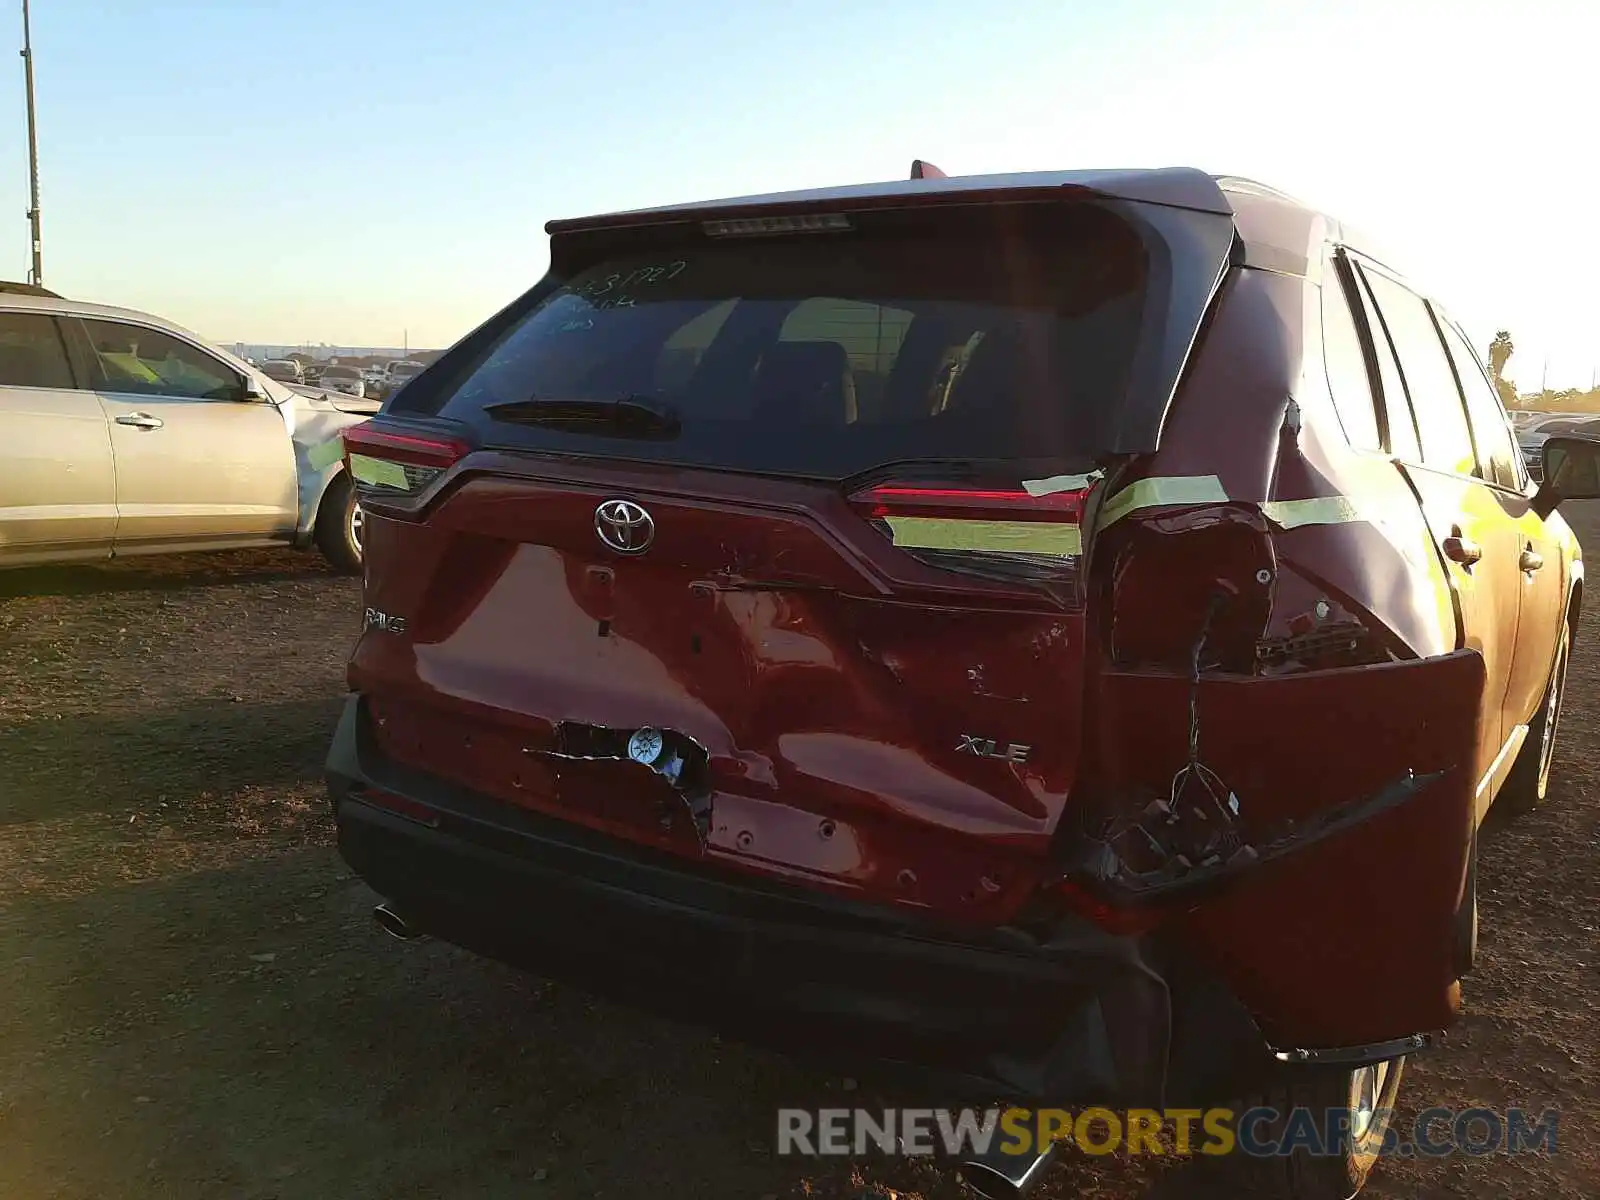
[20,0,42,286]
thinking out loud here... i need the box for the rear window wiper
[482,396,681,439]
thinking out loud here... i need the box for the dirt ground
[1,515,1596,1200]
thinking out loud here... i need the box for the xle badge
[956,735,1030,764]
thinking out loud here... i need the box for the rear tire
[1218,1058,1405,1199]
[315,473,363,574]
[1497,621,1570,819]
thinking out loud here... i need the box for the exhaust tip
[954,1141,1060,1200]
[954,1164,1023,1200]
[372,902,420,941]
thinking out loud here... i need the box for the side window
[1436,314,1521,490]
[0,311,76,389]
[80,319,242,401]
[1359,268,1476,476]
[1320,265,1382,450]
[1348,269,1421,461]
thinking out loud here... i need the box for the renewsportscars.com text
[776,1106,1560,1159]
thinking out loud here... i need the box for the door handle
[1520,547,1545,573]
[114,412,163,430]
[1442,532,1482,566]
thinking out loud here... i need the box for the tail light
[342,423,469,502]
[847,482,1090,582]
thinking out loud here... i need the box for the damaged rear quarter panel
[1082,260,1484,1047]
[1132,266,1456,661]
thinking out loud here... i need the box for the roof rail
[909,159,948,180]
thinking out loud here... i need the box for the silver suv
[0,292,379,571]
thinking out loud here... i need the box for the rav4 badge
[363,607,407,634]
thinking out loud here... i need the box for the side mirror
[1532,435,1600,518]
[239,377,268,401]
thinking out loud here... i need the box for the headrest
[749,340,858,424]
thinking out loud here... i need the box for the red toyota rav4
[328,166,1595,1198]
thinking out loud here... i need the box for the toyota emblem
[594,499,655,554]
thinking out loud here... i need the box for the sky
[0,0,1594,389]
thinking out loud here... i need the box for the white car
[318,364,366,398]
[0,293,379,572]
[362,365,388,391]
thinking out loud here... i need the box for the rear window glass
[425,204,1152,479]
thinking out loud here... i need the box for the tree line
[1487,331,1600,413]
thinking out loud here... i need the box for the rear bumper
[326,694,1276,1106]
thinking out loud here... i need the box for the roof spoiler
[545,167,1235,237]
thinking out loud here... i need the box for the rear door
[1435,311,1569,740]
[72,317,298,551]
[0,309,117,564]
[1349,258,1524,809]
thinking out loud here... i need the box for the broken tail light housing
[342,423,469,502]
[848,482,1090,584]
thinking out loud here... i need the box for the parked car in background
[302,361,324,385]
[362,364,389,394]
[328,167,1593,1200]
[0,292,379,572]
[318,364,366,398]
[261,358,304,384]
[384,359,425,392]
[1516,413,1600,481]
